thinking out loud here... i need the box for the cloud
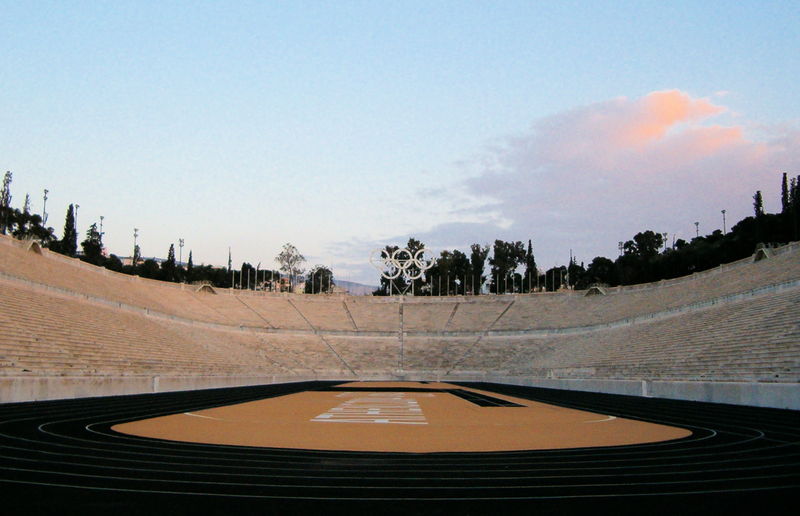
[454,90,798,263]
[331,90,799,283]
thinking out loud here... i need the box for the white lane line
[585,415,617,423]
[184,412,226,421]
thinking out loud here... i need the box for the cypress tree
[781,172,789,213]
[753,191,764,217]
[788,177,799,241]
[60,204,78,256]
[524,239,537,292]
[132,244,141,267]
[163,243,177,282]
[0,171,11,235]
[186,250,194,283]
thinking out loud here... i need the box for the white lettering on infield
[312,392,428,425]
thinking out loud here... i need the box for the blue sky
[2,1,798,284]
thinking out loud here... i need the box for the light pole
[42,189,49,225]
[99,216,104,237]
[74,204,80,234]
[721,209,727,234]
[178,238,184,266]
[618,241,623,256]
[694,221,700,238]
[133,228,139,266]
[662,232,668,252]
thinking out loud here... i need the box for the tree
[543,265,567,292]
[186,251,194,283]
[488,240,525,294]
[450,249,470,295]
[403,238,429,295]
[781,173,790,213]
[523,239,537,292]
[582,256,616,287]
[566,256,585,289]
[105,254,123,272]
[789,176,800,240]
[138,258,159,279]
[753,190,764,217]
[132,244,141,267]
[0,171,12,234]
[275,243,305,293]
[469,243,489,295]
[427,249,469,296]
[161,244,177,282]
[80,223,104,265]
[305,265,335,294]
[13,211,54,243]
[622,230,664,259]
[372,238,432,296]
[57,204,78,257]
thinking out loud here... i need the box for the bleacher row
[0,234,798,383]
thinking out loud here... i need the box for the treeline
[374,173,800,295]
[0,171,275,289]
[2,170,798,295]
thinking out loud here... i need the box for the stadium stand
[343,297,399,332]
[0,233,798,408]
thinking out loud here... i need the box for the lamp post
[74,204,79,234]
[132,228,139,266]
[42,189,49,225]
[178,238,184,266]
[694,221,700,238]
[721,209,727,234]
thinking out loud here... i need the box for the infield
[112,382,691,452]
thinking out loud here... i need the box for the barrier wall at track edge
[0,375,331,404]
[3,373,798,410]
[475,376,800,411]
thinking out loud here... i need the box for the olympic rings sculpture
[369,247,436,281]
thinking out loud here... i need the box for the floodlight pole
[133,228,139,266]
[42,189,49,225]
[178,238,184,266]
[695,221,700,238]
[721,210,727,234]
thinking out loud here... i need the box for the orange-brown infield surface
[113,382,691,453]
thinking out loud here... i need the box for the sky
[2,1,799,285]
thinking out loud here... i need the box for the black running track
[1,381,797,515]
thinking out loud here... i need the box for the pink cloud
[530,90,729,171]
[622,89,725,146]
[455,90,799,266]
[336,91,798,281]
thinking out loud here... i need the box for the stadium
[1,231,798,513]
[3,3,800,514]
